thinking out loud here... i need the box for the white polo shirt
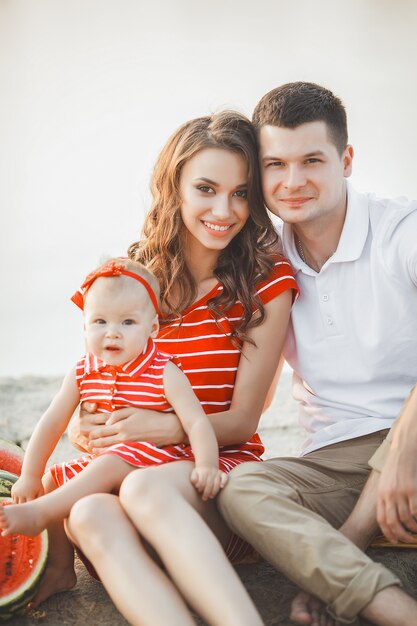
[281,182,417,455]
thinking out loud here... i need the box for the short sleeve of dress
[169,354,183,371]
[254,256,299,306]
[158,350,183,372]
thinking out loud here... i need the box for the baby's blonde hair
[111,257,160,305]
[87,257,161,309]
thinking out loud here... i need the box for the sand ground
[1,373,417,626]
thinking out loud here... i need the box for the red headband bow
[71,260,159,314]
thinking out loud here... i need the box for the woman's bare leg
[119,461,263,626]
[67,493,196,626]
[0,454,133,536]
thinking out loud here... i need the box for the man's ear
[343,144,354,178]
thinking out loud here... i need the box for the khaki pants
[368,426,393,472]
[218,431,400,624]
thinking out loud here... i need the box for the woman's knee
[119,464,199,531]
[68,493,115,542]
[120,468,167,522]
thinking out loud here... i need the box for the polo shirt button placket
[317,281,339,336]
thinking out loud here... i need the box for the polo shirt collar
[281,182,370,274]
[85,338,157,380]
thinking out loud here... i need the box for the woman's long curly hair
[128,110,281,344]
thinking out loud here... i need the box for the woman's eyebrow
[193,178,247,188]
[194,177,219,186]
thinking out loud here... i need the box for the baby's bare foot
[0,502,46,537]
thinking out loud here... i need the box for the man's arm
[371,384,417,543]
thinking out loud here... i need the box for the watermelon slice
[0,440,25,476]
[0,498,48,621]
[0,471,18,498]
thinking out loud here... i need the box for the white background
[2,0,417,376]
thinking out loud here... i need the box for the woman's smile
[201,220,235,235]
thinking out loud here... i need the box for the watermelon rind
[0,498,49,621]
[0,471,18,498]
[0,440,25,476]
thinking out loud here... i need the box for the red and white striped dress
[51,256,298,564]
[156,257,299,470]
[51,257,298,487]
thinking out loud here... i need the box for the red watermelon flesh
[0,440,24,476]
[0,499,48,620]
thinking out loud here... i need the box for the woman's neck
[160,239,221,317]
[183,239,220,288]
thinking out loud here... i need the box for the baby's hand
[190,466,228,501]
[11,476,44,503]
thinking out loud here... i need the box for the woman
[64,111,298,626]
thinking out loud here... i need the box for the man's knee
[220,461,264,504]
[219,460,294,522]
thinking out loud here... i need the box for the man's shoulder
[355,186,417,239]
[361,189,417,282]
[350,184,416,213]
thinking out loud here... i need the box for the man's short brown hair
[253,82,348,155]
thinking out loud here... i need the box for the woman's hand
[67,403,107,452]
[88,407,149,451]
[68,402,186,452]
[71,405,186,452]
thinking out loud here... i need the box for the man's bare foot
[290,591,336,626]
[28,565,77,608]
[0,502,46,536]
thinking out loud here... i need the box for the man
[218,82,417,626]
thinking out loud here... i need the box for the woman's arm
[262,355,285,412]
[206,289,292,445]
[12,368,80,501]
